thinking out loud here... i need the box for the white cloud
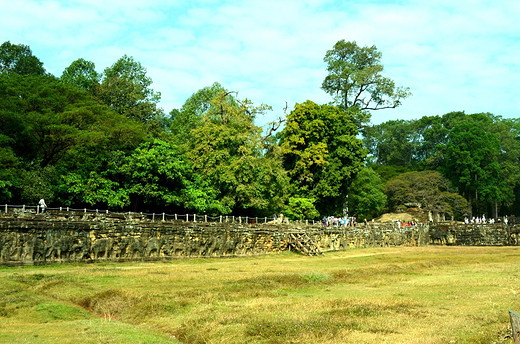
[0,0,518,126]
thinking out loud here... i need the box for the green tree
[347,167,386,220]
[364,119,421,167]
[119,140,220,212]
[60,58,101,91]
[0,41,45,76]
[280,100,367,216]
[439,112,520,217]
[95,55,162,123]
[385,170,469,221]
[322,40,410,114]
[284,197,320,220]
[0,73,147,206]
[439,113,501,215]
[170,82,230,147]
[187,92,288,215]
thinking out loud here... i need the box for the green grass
[0,246,518,343]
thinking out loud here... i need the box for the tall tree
[186,92,288,215]
[363,119,421,167]
[322,40,410,114]
[385,170,469,221]
[60,58,100,91]
[0,41,45,76]
[347,167,387,220]
[280,100,367,216]
[439,113,504,216]
[95,55,162,123]
[170,82,230,147]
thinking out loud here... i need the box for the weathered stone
[0,212,518,265]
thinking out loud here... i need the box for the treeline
[0,40,518,220]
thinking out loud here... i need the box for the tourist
[38,197,47,214]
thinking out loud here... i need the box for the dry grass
[0,246,519,343]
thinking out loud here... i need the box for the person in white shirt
[38,197,47,214]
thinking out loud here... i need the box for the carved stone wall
[0,211,518,265]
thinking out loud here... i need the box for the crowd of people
[463,215,508,225]
[322,216,360,227]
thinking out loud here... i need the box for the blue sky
[1,0,519,128]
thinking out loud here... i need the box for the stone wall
[0,211,518,265]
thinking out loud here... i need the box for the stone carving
[0,211,518,265]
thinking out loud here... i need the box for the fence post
[205,215,207,222]
[175,214,177,220]
[239,216,242,224]
[193,214,196,222]
[152,213,155,222]
[220,215,222,223]
[84,208,87,213]
[67,207,69,212]
[186,214,188,222]
[60,207,62,211]
[162,212,165,221]
[23,205,25,213]
[256,217,258,224]
[36,205,39,214]
[4,204,7,213]
[106,209,108,214]
[265,217,267,223]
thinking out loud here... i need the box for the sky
[1,0,519,128]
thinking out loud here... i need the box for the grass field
[0,246,519,344]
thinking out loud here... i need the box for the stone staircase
[289,233,322,256]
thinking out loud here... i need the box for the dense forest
[1,40,519,220]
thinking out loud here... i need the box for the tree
[0,72,148,206]
[322,40,410,116]
[363,119,421,167]
[62,140,219,212]
[95,55,162,123]
[0,41,45,76]
[279,100,367,216]
[439,112,520,217]
[284,197,320,220]
[187,92,289,215]
[385,170,469,221]
[170,82,230,147]
[439,113,501,215]
[347,167,386,220]
[60,58,101,91]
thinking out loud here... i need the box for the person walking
[38,197,47,214]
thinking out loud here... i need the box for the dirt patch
[377,208,426,223]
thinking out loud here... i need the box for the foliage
[95,55,162,123]
[280,100,367,216]
[347,167,386,220]
[187,92,288,215]
[170,82,229,147]
[438,112,518,216]
[0,41,45,75]
[364,119,421,167]
[322,40,410,115]
[60,58,101,91]
[385,170,469,220]
[284,197,320,220]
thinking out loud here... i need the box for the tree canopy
[322,40,410,112]
[2,39,518,221]
[280,101,367,216]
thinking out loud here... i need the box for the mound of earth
[377,208,427,223]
